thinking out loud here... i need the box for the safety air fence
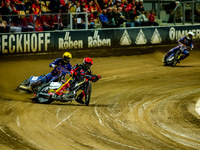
[1,25,200,56]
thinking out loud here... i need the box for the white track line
[195,98,200,116]
[0,126,23,143]
[56,108,61,118]
[95,105,104,126]
[17,116,20,127]
[54,109,79,129]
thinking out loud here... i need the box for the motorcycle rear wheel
[172,59,178,67]
[85,81,92,106]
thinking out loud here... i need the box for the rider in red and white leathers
[52,57,101,104]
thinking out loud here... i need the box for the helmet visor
[85,62,92,68]
[63,56,70,63]
[188,34,193,39]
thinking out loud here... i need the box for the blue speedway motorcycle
[17,66,69,93]
[162,45,193,67]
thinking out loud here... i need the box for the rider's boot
[75,94,84,104]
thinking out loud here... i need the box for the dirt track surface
[1,50,200,150]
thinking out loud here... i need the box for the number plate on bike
[30,76,39,81]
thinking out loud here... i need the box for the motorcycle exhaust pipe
[18,85,28,91]
[38,93,51,98]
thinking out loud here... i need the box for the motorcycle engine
[62,91,76,100]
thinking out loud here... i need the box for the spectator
[73,2,81,13]
[115,0,121,8]
[99,8,114,28]
[77,8,92,29]
[95,0,104,11]
[102,0,107,9]
[39,14,53,31]
[28,13,34,27]
[124,0,132,12]
[30,0,41,14]
[20,13,34,32]
[164,1,181,23]
[148,9,159,26]
[129,6,140,26]
[28,14,43,31]
[130,0,136,8]
[121,6,134,27]
[9,1,19,13]
[1,2,10,23]
[138,0,144,12]
[136,10,150,26]
[50,14,64,30]
[107,0,113,7]
[24,0,33,13]
[34,15,43,31]
[103,0,112,9]
[12,0,26,11]
[80,1,88,12]
[93,0,102,13]
[135,0,143,13]
[135,0,139,11]
[60,0,72,13]
[9,16,22,33]
[0,20,8,32]
[88,11,102,28]
[112,6,118,24]
[106,7,116,26]
[1,0,10,7]
[69,2,81,29]
[60,1,71,29]
[120,0,129,8]
[113,6,126,27]
[9,1,20,26]
[88,0,95,13]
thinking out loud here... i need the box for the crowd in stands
[0,0,159,33]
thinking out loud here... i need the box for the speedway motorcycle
[17,74,66,93]
[17,65,69,93]
[31,75,96,106]
[163,45,193,67]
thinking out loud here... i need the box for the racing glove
[91,75,101,82]
[50,64,56,68]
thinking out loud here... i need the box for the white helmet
[187,32,194,40]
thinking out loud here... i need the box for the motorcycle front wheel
[35,83,54,104]
[172,51,180,67]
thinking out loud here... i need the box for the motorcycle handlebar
[186,47,194,51]
[84,75,93,79]
[180,44,194,51]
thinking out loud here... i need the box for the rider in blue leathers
[163,32,194,63]
[29,52,72,92]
